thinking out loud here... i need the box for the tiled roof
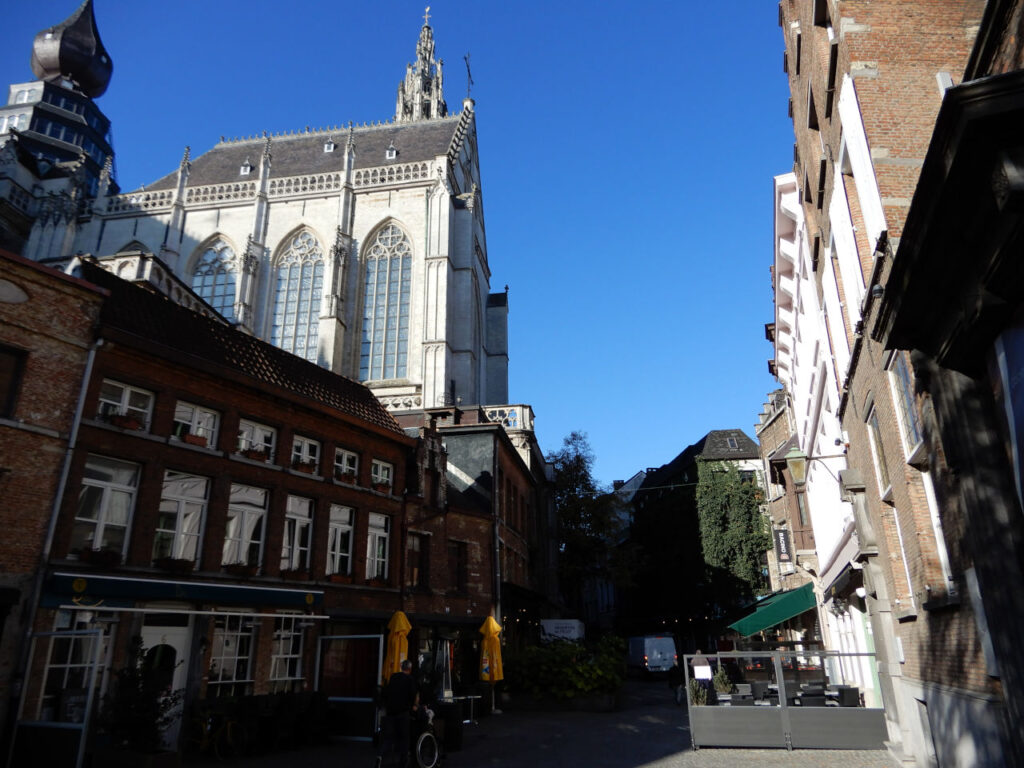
[144,116,465,192]
[640,429,760,489]
[79,261,404,436]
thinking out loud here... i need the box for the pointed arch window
[360,224,411,381]
[272,231,324,364]
[191,240,237,321]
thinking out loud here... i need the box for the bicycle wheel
[415,730,440,768]
[215,718,246,760]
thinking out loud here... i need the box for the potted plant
[687,678,708,706]
[96,636,184,767]
[224,562,258,578]
[712,666,733,704]
[182,432,208,447]
[240,446,269,461]
[110,412,144,430]
[335,469,358,484]
[153,556,194,575]
[292,459,317,474]
[80,547,122,568]
[372,481,392,494]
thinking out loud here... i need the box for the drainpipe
[493,435,502,625]
[4,337,101,755]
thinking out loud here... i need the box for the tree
[695,460,771,609]
[548,432,631,616]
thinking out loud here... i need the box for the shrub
[505,635,626,700]
[712,665,733,694]
[688,679,707,706]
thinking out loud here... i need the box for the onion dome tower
[30,0,113,98]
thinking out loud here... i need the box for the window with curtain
[191,239,237,321]
[360,224,411,381]
[272,231,324,363]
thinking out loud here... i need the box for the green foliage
[548,432,635,613]
[100,636,184,753]
[712,665,733,694]
[505,635,626,700]
[696,460,771,600]
[688,678,707,706]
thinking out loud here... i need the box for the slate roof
[79,261,404,436]
[640,429,761,490]
[144,115,466,192]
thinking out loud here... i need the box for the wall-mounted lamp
[784,448,848,487]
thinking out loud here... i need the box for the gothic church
[4,2,508,415]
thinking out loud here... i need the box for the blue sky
[2,1,792,486]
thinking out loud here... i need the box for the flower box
[292,460,317,474]
[224,563,258,578]
[372,482,392,494]
[279,568,309,581]
[153,556,194,574]
[110,414,144,431]
[368,577,389,588]
[80,547,122,568]
[328,573,353,584]
[335,470,358,484]
[183,433,208,447]
[240,447,269,461]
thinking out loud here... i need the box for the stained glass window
[360,224,411,381]
[272,231,324,363]
[191,240,237,321]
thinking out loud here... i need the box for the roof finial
[464,53,474,99]
[424,6,431,26]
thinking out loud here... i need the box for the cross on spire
[423,6,431,25]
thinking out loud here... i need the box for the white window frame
[269,614,305,693]
[96,379,154,429]
[172,401,219,448]
[920,470,957,597]
[223,484,268,567]
[865,403,892,500]
[208,614,255,698]
[371,459,393,487]
[886,352,925,463]
[334,448,359,481]
[36,610,116,722]
[281,495,313,571]
[366,513,390,580]
[154,471,209,563]
[72,455,139,558]
[237,419,276,461]
[291,436,321,470]
[327,505,353,575]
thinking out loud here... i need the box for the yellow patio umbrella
[479,615,504,683]
[382,610,412,683]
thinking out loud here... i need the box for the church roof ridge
[214,112,464,147]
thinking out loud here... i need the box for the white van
[627,635,677,674]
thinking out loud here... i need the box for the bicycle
[376,708,442,768]
[185,703,249,760]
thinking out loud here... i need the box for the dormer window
[386,142,397,161]
[324,140,335,153]
[240,159,252,176]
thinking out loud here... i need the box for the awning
[727,582,816,637]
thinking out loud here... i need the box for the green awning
[727,582,816,637]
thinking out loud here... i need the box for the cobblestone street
[233,679,896,768]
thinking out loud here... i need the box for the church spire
[395,7,447,123]
[30,0,113,98]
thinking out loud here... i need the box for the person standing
[667,661,684,705]
[378,659,419,768]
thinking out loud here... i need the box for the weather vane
[464,52,474,98]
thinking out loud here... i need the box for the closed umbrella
[478,616,503,683]
[383,610,412,683]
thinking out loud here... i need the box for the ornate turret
[30,0,113,98]
[395,8,447,123]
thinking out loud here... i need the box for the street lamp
[784,448,847,487]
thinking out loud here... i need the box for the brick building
[0,249,553,762]
[0,251,106,744]
[767,1,1014,765]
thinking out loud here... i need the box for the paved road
[236,679,898,768]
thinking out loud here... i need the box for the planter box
[280,569,309,581]
[80,548,122,568]
[110,414,144,430]
[372,483,392,494]
[240,448,270,461]
[328,573,353,584]
[183,433,208,447]
[292,461,317,474]
[335,471,358,484]
[153,557,194,574]
[224,563,258,578]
